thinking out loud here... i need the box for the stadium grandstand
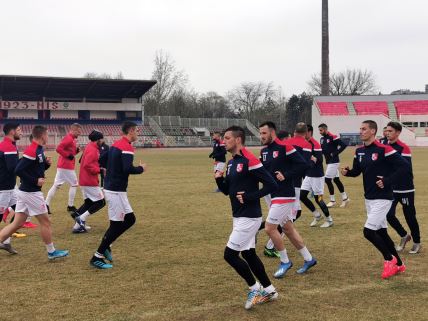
[0,75,262,148]
[312,93,428,146]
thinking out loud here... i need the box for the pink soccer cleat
[381,256,399,279]
[22,222,38,229]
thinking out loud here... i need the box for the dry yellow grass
[1,147,427,321]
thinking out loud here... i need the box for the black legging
[300,190,330,217]
[96,213,136,255]
[77,198,106,216]
[363,227,402,265]
[325,177,345,195]
[387,192,420,243]
[224,247,271,287]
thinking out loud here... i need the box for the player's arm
[84,150,101,175]
[15,155,38,185]
[56,136,74,160]
[215,172,229,195]
[343,152,362,177]
[4,152,19,173]
[382,150,411,188]
[283,146,309,178]
[333,137,347,156]
[121,151,144,175]
[244,165,278,201]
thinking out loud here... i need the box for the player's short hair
[307,124,314,133]
[277,130,290,140]
[32,126,47,139]
[212,131,221,136]
[383,126,387,130]
[122,121,138,135]
[387,121,402,132]
[70,123,82,130]
[295,122,308,134]
[259,121,276,131]
[3,122,20,135]
[224,126,246,144]
[318,123,328,129]
[362,120,378,133]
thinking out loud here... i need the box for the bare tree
[83,72,124,79]
[308,69,377,95]
[321,0,329,95]
[144,50,188,114]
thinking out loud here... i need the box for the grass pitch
[1,147,427,321]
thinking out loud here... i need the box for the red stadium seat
[317,102,349,115]
[394,100,428,116]
[353,101,389,115]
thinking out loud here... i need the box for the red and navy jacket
[99,142,109,169]
[56,133,79,170]
[15,141,50,192]
[378,137,388,145]
[216,147,278,218]
[260,138,308,204]
[344,141,410,200]
[388,139,414,193]
[79,141,101,187]
[210,139,227,162]
[0,137,19,191]
[307,137,324,178]
[104,137,144,192]
[287,135,312,187]
[320,131,347,164]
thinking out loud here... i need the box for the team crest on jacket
[236,163,243,172]
[372,153,378,161]
[273,151,279,158]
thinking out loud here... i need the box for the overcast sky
[1,0,427,96]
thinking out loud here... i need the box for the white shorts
[227,217,262,252]
[54,169,78,186]
[81,186,104,202]
[364,199,392,230]
[325,163,340,179]
[104,190,133,221]
[214,162,226,173]
[293,188,301,212]
[301,176,325,195]
[0,188,18,213]
[266,202,295,225]
[15,190,48,217]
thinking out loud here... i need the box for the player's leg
[333,165,349,207]
[386,195,409,251]
[45,171,66,212]
[262,195,281,258]
[400,192,421,254]
[74,199,105,233]
[293,188,302,220]
[0,212,27,254]
[315,195,333,228]
[64,170,79,212]
[282,220,317,274]
[324,164,337,207]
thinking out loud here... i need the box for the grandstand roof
[0,75,156,102]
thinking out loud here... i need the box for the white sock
[46,243,55,253]
[313,210,321,218]
[330,195,336,202]
[327,216,333,222]
[279,249,289,264]
[25,216,31,223]
[45,185,58,206]
[80,210,90,221]
[263,285,276,294]
[266,239,275,250]
[94,251,105,259]
[3,237,11,245]
[298,246,313,261]
[68,186,77,207]
[341,192,348,200]
[249,282,260,291]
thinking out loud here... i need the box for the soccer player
[0,126,69,259]
[379,127,388,145]
[277,130,290,140]
[209,131,227,191]
[385,122,421,254]
[215,125,279,310]
[300,125,333,227]
[259,122,317,278]
[72,130,106,233]
[341,120,407,279]
[90,122,146,269]
[99,138,109,188]
[45,123,82,214]
[318,123,350,208]
[0,123,22,254]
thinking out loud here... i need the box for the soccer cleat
[310,216,321,227]
[397,264,406,273]
[70,210,79,220]
[326,201,336,208]
[22,221,38,229]
[396,234,411,252]
[320,219,333,228]
[409,243,421,254]
[90,257,113,269]
[48,249,69,260]
[296,258,317,274]
[381,256,398,279]
[2,208,10,222]
[273,261,293,278]
[12,232,26,238]
[244,289,261,310]
[0,243,18,254]
[340,198,350,208]
[264,247,280,258]
[75,216,86,230]
[72,226,87,234]
[257,289,279,305]
[104,248,113,262]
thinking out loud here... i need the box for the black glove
[208,153,214,158]
[67,155,75,161]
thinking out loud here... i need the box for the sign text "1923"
[0,101,61,110]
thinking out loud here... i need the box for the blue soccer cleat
[90,258,113,269]
[104,248,113,262]
[296,258,317,274]
[48,249,69,260]
[244,289,261,310]
[273,261,293,278]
